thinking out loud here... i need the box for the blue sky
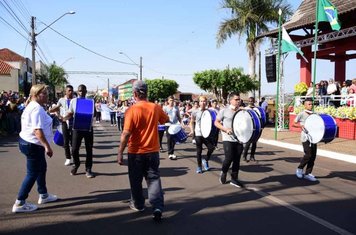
[1,0,355,96]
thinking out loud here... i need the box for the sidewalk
[259,127,356,164]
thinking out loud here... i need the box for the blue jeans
[128,152,164,211]
[17,138,47,201]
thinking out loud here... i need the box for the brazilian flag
[317,0,341,30]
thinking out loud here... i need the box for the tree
[37,63,68,101]
[145,79,179,102]
[193,67,258,101]
[216,0,292,96]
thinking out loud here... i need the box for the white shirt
[19,101,53,146]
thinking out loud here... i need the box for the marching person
[209,99,220,149]
[189,96,215,173]
[61,84,95,178]
[293,98,318,182]
[163,96,181,160]
[49,85,74,166]
[13,84,58,213]
[242,97,258,162]
[214,92,244,188]
[117,80,169,222]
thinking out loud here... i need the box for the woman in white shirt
[12,84,58,213]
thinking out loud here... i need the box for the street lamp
[119,52,143,80]
[31,11,76,85]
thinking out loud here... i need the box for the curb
[259,138,356,164]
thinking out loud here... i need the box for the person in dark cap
[117,80,169,222]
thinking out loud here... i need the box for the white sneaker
[304,174,318,182]
[64,159,71,166]
[12,201,37,213]
[192,139,196,144]
[296,168,303,179]
[168,154,177,160]
[38,193,58,204]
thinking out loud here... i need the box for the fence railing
[295,94,356,108]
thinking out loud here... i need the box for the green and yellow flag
[317,0,341,31]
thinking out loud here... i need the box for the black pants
[242,141,257,160]
[110,112,116,125]
[166,131,176,155]
[298,141,317,175]
[195,136,214,167]
[128,152,164,211]
[158,130,165,149]
[61,122,72,160]
[96,112,101,121]
[222,141,243,178]
[117,116,121,131]
[72,129,94,170]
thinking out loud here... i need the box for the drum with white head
[200,110,217,138]
[53,125,64,146]
[232,109,261,144]
[304,114,337,144]
[168,124,188,143]
[253,107,267,128]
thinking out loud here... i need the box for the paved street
[1,122,355,235]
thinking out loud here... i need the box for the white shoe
[296,168,303,179]
[12,201,37,213]
[38,193,58,204]
[64,159,71,166]
[304,174,318,182]
[192,140,196,144]
[169,154,177,160]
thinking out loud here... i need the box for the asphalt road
[0,122,355,235]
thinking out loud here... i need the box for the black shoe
[219,171,227,184]
[250,157,256,162]
[153,209,162,222]
[70,167,78,176]
[230,179,244,188]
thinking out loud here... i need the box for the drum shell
[168,124,188,143]
[73,99,94,131]
[253,107,267,128]
[304,114,337,144]
[232,109,261,144]
[200,110,217,139]
[158,125,166,132]
[53,129,64,146]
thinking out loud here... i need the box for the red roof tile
[0,60,15,75]
[0,48,26,62]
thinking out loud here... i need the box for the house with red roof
[0,48,32,95]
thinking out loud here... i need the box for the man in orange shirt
[117,80,169,222]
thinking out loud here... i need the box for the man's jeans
[18,138,47,201]
[128,152,164,211]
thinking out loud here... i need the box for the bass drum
[304,114,337,144]
[232,109,261,144]
[200,110,217,138]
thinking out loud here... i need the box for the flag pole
[274,8,282,140]
[312,0,320,111]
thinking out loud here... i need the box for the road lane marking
[247,187,354,235]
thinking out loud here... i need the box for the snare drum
[232,109,261,144]
[253,107,267,128]
[73,98,94,131]
[304,114,337,144]
[168,124,188,143]
[200,110,217,138]
[53,126,64,146]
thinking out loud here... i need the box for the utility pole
[258,51,261,101]
[139,56,143,80]
[31,16,36,85]
[107,78,110,99]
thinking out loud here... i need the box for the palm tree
[37,63,68,101]
[217,0,292,96]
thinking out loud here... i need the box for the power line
[0,0,29,34]
[0,16,29,41]
[12,0,31,23]
[39,21,138,66]
[37,44,50,64]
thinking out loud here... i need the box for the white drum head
[201,110,212,138]
[168,124,181,135]
[304,114,325,144]
[232,110,253,143]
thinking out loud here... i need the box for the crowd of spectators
[305,78,356,107]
